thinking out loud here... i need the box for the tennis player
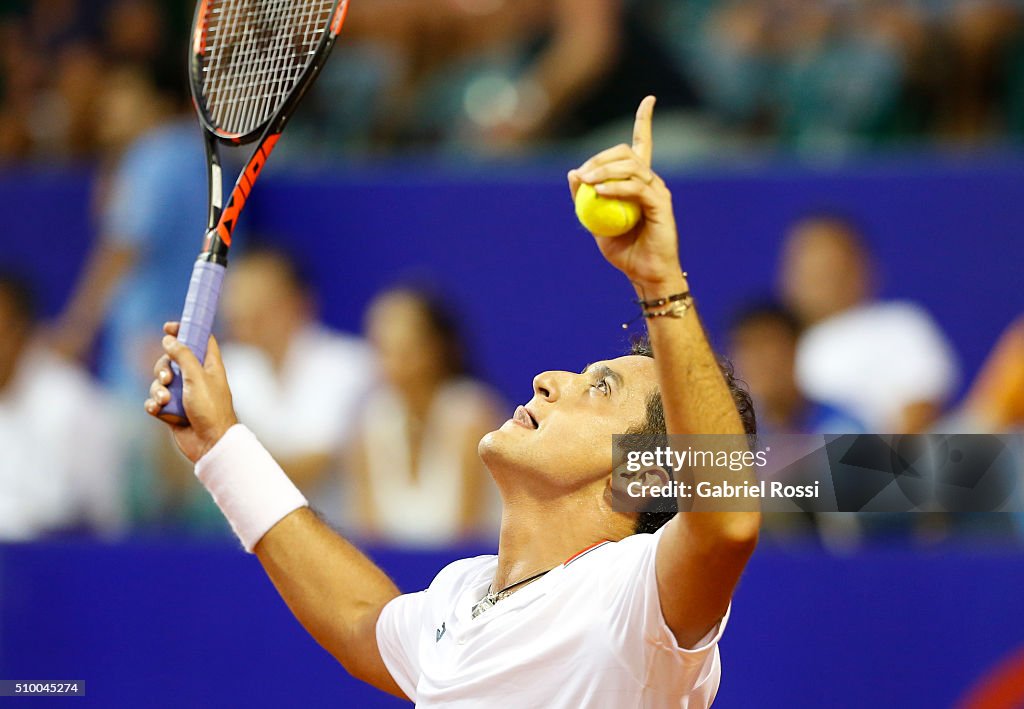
[145,96,759,708]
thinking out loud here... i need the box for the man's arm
[255,509,405,697]
[570,97,759,649]
[640,271,759,649]
[144,323,405,698]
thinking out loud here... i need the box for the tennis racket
[161,0,350,424]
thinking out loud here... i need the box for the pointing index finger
[632,95,656,167]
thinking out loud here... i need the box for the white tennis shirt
[376,527,729,708]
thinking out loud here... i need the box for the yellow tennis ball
[575,182,642,237]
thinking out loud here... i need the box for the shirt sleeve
[376,590,427,702]
[602,528,729,697]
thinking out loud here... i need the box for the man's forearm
[638,272,760,539]
[195,426,404,697]
[638,273,744,437]
[255,509,404,695]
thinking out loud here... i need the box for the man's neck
[492,489,632,592]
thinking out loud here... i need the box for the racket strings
[199,0,336,135]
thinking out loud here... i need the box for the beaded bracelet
[621,288,694,329]
[643,294,693,319]
[620,274,693,329]
[637,290,692,310]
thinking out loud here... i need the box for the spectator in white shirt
[217,247,375,524]
[726,300,864,435]
[350,285,504,546]
[779,212,959,432]
[0,273,123,540]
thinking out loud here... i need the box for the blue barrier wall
[2,540,1022,708]
[1,158,1021,404]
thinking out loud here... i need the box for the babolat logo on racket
[158,0,350,427]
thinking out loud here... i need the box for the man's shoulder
[427,554,496,594]
[597,530,661,556]
[559,532,662,584]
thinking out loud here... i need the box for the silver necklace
[471,567,554,619]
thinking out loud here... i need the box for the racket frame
[159,0,349,425]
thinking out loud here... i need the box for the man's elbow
[689,512,761,555]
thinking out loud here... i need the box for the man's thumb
[163,335,203,381]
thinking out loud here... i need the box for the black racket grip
[160,259,226,425]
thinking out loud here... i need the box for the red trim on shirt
[563,540,612,566]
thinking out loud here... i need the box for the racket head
[189,0,349,144]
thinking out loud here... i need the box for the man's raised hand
[567,96,685,292]
[145,321,238,463]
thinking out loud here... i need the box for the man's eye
[593,378,609,394]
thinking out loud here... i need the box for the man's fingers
[578,158,656,186]
[594,176,649,197]
[593,177,662,210]
[153,354,172,382]
[576,143,634,175]
[149,378,169,404]
[567,169,583,200]
[163,321,180,336]
[632,95,656,167]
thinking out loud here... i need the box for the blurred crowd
[4,0,1024,165]
[0,254,507,544]
[0,210,1021,547]
[726,215,1023,548]
[1,0,1022,550]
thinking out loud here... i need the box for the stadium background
[2,0,1024,706]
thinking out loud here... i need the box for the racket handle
[161,259,227,425]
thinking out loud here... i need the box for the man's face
[479,355,658,491]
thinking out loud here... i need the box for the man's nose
[533,370,574,402]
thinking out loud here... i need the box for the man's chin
[478,425,532,470]
[478,428,507,461]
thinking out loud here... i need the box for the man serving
[144,96,759,708]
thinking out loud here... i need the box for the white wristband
[194,424,308,552]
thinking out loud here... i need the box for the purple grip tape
[164,259,226,422]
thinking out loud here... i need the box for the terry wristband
[194,423,309,552]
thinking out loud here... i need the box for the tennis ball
[575,182,642,237]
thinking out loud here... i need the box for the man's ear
[609,461,672,513]
[637,466,669,487]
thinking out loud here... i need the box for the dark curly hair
[627,336,757,534]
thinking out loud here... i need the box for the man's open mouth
[513,405,539,429]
